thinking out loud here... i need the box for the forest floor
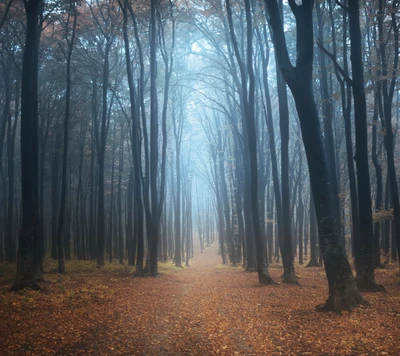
[1,246,400,355]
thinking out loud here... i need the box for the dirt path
[1,245,400,355]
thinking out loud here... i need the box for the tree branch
[335,0,348,11]
[0,0,13,31]
[264,0,295,85]
[316,38,353,86]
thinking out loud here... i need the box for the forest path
[2,244,400,355]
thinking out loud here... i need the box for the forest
[1,0,400,354]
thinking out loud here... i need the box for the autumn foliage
[1,245,400,355]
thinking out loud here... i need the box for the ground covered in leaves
[1,246,400,355]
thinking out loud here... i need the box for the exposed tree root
[258,266,277,285]
[305,260,321,268]
[10,282,41,292]
[246,257,257,272]
[316,285,368,313]
[356,277,387,293]
[282,268,299,285]
[246,264,258,272]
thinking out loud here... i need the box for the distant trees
[1,0,399,311]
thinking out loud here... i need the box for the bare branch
[335,0,348,11]
[316,38,353,86]
[0,0,13,31]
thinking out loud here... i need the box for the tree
[172,85,185,268]
[88,0,120,267]
[227,0,274,284]
[12,0,44,291]
[148,0,160,276]
[378,0,400,266]
[264,0,366,310]
[274,0,297,284]
[347,0,384,291]
[56,0,78,274]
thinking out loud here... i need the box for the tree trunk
[148,0,160,276]
[12,0,43,291]
[348,0,383,291]
[265,0,366,310]
[378,0,400,268]
[56,6,77,273]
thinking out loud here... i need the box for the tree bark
[378,0,400,268]
[348,0,383,291]
[56,5,77,273]
[12,0,43,291]
[265,0,366,310]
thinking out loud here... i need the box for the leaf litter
[1,247,400,355]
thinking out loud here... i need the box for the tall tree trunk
[378,0,400,268]
[122,0,144,271]
[244,0,274,283]
[6,76,18,263]
[276,0,296,284]
[4,59,14,263]
[12,0,43,291]
[225,0,256,271]
[148,0,160,276]
[265,0,366,310]
[96,40,112,267]
[306,182,320,267]
[56,5,77,273]
[298,154,304,265]
[348,0,383,291]
[372,86,383,267]
[316,1,340,220]
[117,128,124,264]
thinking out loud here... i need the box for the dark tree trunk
[212,148,227,265]
[378,0,400,267]
[306,183,320,267]
[275,0,296,284]
[12,0,43,291]
[243,0,273,283]
[126,167,134,265]
[174,139,183,268]
[266,184,274,264]
[225,0,256,271]
[348,0,383,292]
[51,127,61,260]
[372,87,383,267]
[56,6,77,273]
[316,2,340,221]
[321,0,359,258]
[4,61,15,263]
[257,23,288,280]
[122,0,144,272]
[265,0,366,310]
[218,128,235,267]
[96,41,112,267]
[148,0,160,276]
[157,1,174,265]
[75,120,87,260]
[6,76,18,263]
[108,134,116,263]
[88,80,98,260]
[117,129,124,264]
[233,139,245,264]
[298,154,304,265]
